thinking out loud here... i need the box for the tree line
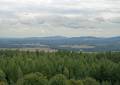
[0,50,120,85]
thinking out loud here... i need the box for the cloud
[0,0,120,37]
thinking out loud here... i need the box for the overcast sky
[0,0,120,37]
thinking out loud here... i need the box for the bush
[83,77,100,85]
[49,74,67,85]
[67,79,84,85]
[16,72,48,85]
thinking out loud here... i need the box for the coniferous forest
[0,50,120,85]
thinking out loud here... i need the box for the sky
[0,0,120,37]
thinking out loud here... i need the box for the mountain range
[0,36,120,52]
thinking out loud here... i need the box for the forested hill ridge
[0,36,120,52]
[0,50,120,85]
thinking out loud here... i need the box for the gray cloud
[0,0,120,37]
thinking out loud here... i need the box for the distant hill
[0,36,120,52]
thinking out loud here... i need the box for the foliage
[16,72,48,85]
[49,74,67,85]
[82,77,100,85]
[0,50,120,85]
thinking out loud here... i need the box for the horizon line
[0,35,120,39]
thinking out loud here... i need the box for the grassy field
[0,48,57,52]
